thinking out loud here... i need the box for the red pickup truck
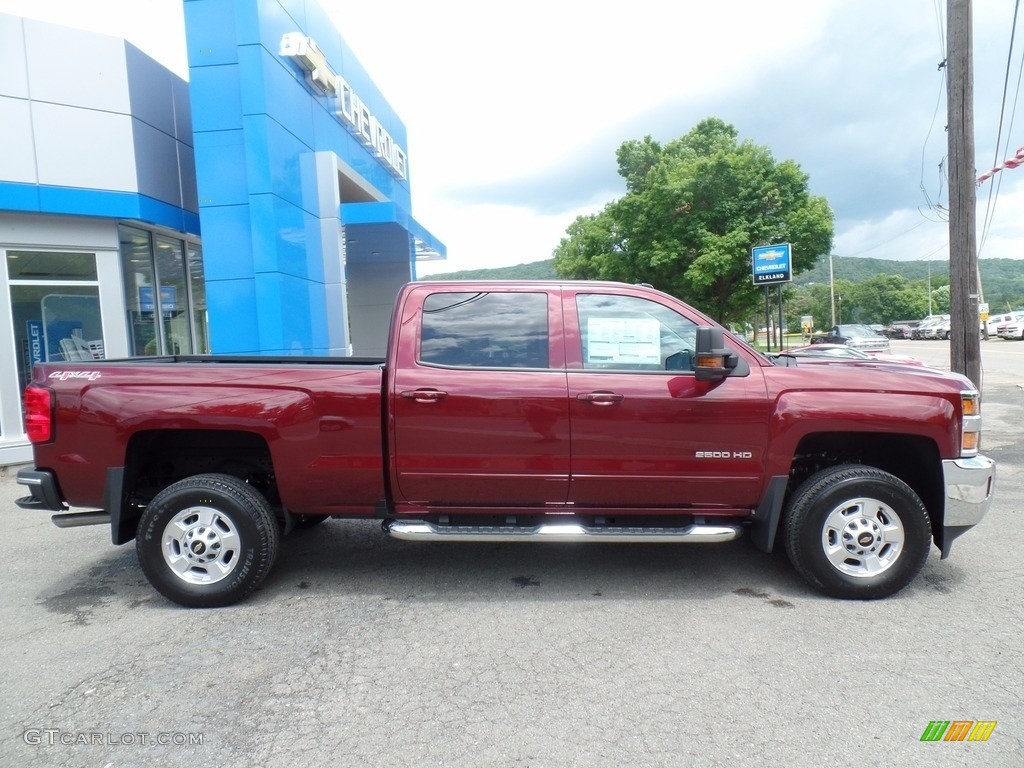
[16,281,995,607]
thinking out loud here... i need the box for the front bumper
[939,454,996,558]
[943,455,996,526]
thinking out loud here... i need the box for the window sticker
[586,318,661,364]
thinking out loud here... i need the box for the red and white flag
[977,145,1024,185]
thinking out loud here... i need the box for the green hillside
[419,260,559,281]
[422,256,1023,307]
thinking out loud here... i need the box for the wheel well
[787,432,944,536]
[122,430,279,528]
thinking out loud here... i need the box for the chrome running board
[51,511,112,528]
[383,519,742,544]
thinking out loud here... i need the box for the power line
[921,0,949,216]
[979,0,1022,256]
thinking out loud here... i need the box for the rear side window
[420,292,549,368]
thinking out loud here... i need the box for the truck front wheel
[783,465,931,599]
[136,473,280,607]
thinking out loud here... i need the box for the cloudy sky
[3,0,1022,276]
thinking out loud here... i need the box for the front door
[564,290,769,511]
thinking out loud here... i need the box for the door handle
[400,389,448,403]
[577,392,624,406]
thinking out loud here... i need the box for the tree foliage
[553,118,835,323]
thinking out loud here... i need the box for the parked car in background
[883,320,918,339]
[775,344,925,366]
[925,317,952,340]
[985,312,1022,336]
[997,313,1024,340]
[911,315,949,340]
[809,323,891,352]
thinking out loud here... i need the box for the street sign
[752,243,792,285]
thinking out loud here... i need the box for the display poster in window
[586,318,660,364]
[27,321,45,365]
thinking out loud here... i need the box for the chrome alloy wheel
[162,506,241,585]
[821,497,905,578]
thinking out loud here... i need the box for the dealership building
[0,1,445,465]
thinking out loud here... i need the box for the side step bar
[52,512,112,529]
[383,520,742,544]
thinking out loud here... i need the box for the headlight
[961,391,981,457]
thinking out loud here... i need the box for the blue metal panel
[136,196,196,234]
[183,0,241,66]
[340,201,406,226]
[261,117,308,208]
[37,187,135,218]
[246,46,316,148]
[194,129,249,206]
[250,0,307,62]
[196,205,255,281]
[249,193,312,279]
[187,0,444,357]
[1,180,198,234]
[254,271,325,354]
[189,65,243,133]
[0,182,40,211]
[206,278,260,353]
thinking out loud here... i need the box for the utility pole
[946,0,983,388]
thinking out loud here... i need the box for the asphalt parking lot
[1,339,1021,767]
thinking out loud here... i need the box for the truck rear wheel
[136,473,280,607]
[783,465,931,599]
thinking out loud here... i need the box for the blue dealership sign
[751,243,792,285]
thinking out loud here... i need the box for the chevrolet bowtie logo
[279,33,337,95]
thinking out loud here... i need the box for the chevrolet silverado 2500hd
[16,281,995,606]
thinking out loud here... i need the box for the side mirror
[694,326,738,381]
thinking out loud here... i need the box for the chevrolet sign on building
[280,33,408,180]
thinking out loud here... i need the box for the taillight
[24,385,54,443]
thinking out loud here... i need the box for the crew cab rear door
[389,285,570,508]
[563,287,769,510]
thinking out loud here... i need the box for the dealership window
[6,251,104,394]
[119,226,208,356]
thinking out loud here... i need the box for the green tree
[846,274,928,324]
[553,118,834,323]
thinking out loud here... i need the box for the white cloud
[3,0,1021,275]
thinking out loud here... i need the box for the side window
[576,294,697,372]
[420,292,549,368]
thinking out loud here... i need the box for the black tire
[136,473,280,608]
[783,464,931,599]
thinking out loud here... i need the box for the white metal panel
[96,248,129,359]
[23,18,130,114]
[0,14,29,99]
[0,245,25,446]
[0,213,119,251]
[0,96,36,183]
[33,103,138,192]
